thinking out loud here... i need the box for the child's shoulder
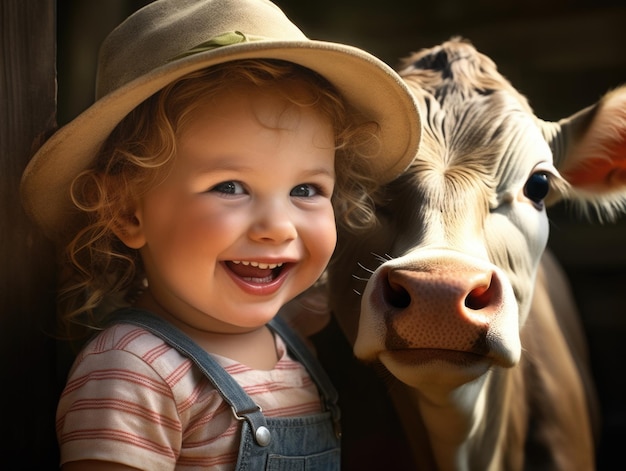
[74,323,195,385]
[82,322,167,356]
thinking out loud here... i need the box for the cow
[285,37,626,470]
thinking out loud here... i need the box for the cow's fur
[288,38,626,470]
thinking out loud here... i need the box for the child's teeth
[231,261,283,269]
[256,262,271,269]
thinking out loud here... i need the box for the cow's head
[325,38,626,392]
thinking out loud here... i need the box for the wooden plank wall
[0,0,60,467]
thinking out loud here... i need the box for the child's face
[119,84,337,334]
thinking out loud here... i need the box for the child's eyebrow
[300,167,336,180]
[192,159,335,179]
[190,157,253,174]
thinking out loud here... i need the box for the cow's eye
[524,172,550,204]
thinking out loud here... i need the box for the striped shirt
[56,323,323,470]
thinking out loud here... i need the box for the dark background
[56,1,626,468]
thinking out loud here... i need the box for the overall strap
[107,308,271,446]
[268,316,341,430]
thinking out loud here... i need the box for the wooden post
[0,0,60,466]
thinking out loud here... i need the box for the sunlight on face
[130,83,337,334]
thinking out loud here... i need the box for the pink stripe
[115,327,150,350]
[224,363,251,375]
[164,358,193,386]
[263,401,321,417]
[143,342,171,363]
[69,398,181,431]
[60,428,177,459]
[177,450,238,467]
[62,368,172,397]
[244,377,314,395]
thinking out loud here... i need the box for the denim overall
[109,309,341,470]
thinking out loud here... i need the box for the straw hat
[21,0,420,240]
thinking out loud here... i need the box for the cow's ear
[542,85,626,220]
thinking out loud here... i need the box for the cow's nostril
[384,279,412,309]
[465,281,494,310]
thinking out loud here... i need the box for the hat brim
[21,39,421,240]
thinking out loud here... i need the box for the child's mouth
[226,260,285,283]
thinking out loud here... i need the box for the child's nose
[248,200,297,244]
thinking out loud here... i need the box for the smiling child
[20,0,420,469]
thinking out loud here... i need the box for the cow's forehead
[401,45,554,196]
[406,93,551,192]
[381,65,556,257]
[400,38,535,157]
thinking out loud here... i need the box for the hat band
[170,31,263,61]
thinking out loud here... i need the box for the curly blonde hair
[59,59,381,338]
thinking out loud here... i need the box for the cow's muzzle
[354,249,521,381]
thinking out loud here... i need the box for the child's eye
[210,181,245,195]
[290,184,322,198]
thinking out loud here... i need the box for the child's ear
[112,210,146,249]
